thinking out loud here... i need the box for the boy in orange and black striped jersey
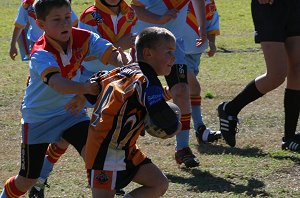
[84,27,181,198]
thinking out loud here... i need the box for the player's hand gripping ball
[144,102,181,139]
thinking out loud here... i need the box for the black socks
[225,80,264,116]
[284,89,300,139]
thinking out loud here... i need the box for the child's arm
[131,4,178,24]
[107,47,132,67]
[206,3,220,57]
[207,34,216,57]
[191,0,207,47]
[10,4,28,60]
[144,79,181,139]
[86,32,131,67]
[9,26,23,60]
[48,73,100,95]
[113,33,136,50]
[146,100,182,139]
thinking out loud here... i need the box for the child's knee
[55,138,70,149]
[171,83,189,98]
[157,175,169,196]
[161,177,169,195]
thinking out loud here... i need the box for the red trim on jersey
[31,28,91,79]
[28,11,36,20]
[80,6,98,26]
[22,0,34,9]
[163,0,189,10]
[80,2,137,43]
[186,2,199,35]
[206,0,217,20]
[23,123,28,144]
[22,0,36,19]
[186,1,217,34]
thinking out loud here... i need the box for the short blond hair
[135,27,175,60]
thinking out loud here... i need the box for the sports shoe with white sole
[217,102,239,147]
[282,137,300,152]
[28,179,50,198]
[116,189,125,196]
[196,125,221,144]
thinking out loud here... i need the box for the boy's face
[37,6,72,45]
[148,39,176,76]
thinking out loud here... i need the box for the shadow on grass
[272,155,300,165]
[166,169,270,197]
[197,144,300,164]
[218,47,261,53]
[196,143,268,158]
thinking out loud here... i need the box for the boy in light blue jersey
[182,0,221,145]
[9,1,79,197]
[0,0,130,197]
[78,0,137,83]
[131,0,210,168]
[9,0,78,61]
[27,1,137,196]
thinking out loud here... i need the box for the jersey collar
[94,1,130,16]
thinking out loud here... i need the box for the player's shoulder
[70,28,93,45]
[124,5,138,22]
[80,5,99,25]
[131,0,147,7]
[22,0,34,10]
[30,50,55,67]
[72,27,91,34]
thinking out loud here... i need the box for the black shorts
[19,143,49,178]
[19,120,89,179]
[62,120,89,154]
[251,0,300,43]
[165,64,188,89]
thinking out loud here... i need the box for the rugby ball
[144,102,181,138]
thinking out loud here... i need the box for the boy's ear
[36,19,45,30]
[142,48,151,59]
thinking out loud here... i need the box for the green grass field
[1,0,300,197]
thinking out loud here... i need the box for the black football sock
[225,80,264,116]
[284,89,300,139]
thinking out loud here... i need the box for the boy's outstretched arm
[48,73,100,95]
[113,33,136,50]
[108,47,132,67]
[131,4,177,24]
